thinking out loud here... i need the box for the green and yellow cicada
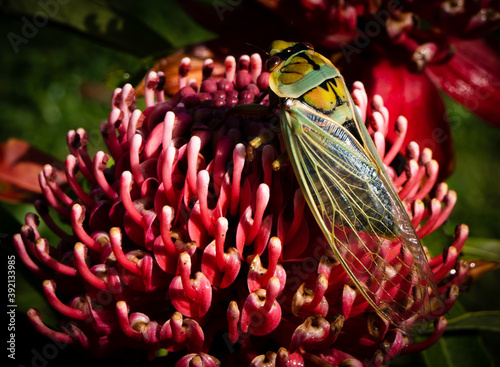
[258,40,442,332]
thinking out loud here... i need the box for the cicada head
[266,40,334,99]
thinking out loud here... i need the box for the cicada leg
[224,103,281,161]
[248,128,277,161]
[271,151,289,171]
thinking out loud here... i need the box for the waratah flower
[14,51,468,366]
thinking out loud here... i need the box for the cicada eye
[266,55,281,72]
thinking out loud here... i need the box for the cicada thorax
[268,41,355,127]
[268,42,396,238]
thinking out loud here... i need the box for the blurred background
[1,1,499,366]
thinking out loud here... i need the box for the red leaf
[0,138,65,203]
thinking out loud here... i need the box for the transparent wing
[281,100,440,332]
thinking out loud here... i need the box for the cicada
[254,40,442,332]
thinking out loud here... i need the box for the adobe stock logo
[6,0,71,54]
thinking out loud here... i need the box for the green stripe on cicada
[265,40,443,333]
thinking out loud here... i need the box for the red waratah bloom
[14,51,468,366]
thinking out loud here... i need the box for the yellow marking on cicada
[275,62,316,85]
[301,78,349,114]
[264,40,444,333]
[270,40,296,56]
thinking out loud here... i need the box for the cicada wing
[280,101,440,332]
[346,85,446,321]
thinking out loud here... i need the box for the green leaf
[422,333,495,367]
[2,0,175,57]
[461,237,500,262]
[114,0,217,49]
[448,299,467,315]
[446,311,500,332]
